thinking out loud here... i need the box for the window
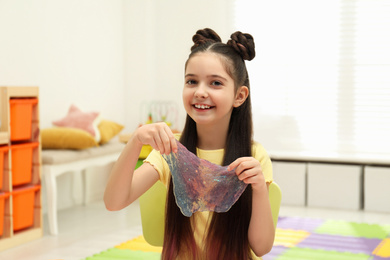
[234,0,390,156]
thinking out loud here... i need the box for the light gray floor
[0,200,143,260]
[1,200,389,260]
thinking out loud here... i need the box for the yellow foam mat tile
[115,235,163,253]
[372,238,390,258]
[274,228,311,248]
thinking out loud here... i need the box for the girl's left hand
[227,157,266,191]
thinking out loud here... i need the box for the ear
[233,86,249,107]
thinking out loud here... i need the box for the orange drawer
[12,185,40,231]
[0,192,10,236]
[0,146,8,190]
[9,98,38,141]
[10,142,39,186]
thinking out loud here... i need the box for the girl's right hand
[133,122,178,155]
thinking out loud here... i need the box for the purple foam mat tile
[262,246,290,260]
[372,256,390,260]
[277,216,325,232]
[297,233,383,255]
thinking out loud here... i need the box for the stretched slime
[162,140,248,217]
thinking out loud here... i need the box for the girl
[104,28,275,260]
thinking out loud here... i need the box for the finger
[153,131,166,154]
[163,124,178,154]
[237,167,258,181]
[165,125,178,154]
[234,159,257,176]
[148,139,159,153]
[170,134,178,153]
[158,127,171,155]
[227,158,244,171]
[242,175,260,184]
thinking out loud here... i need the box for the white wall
[0,0,126,212]
[0,0,235,130]
[0,0,126,128]
[123,0,235,131]
[0,0,236,211]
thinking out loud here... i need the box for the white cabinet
[273,161,306,206]
[307,163,362,210]
[364,166,390,213]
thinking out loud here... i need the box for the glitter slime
[162,140,248,217]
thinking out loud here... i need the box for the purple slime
[162,140,248,217]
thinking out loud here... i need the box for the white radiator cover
[307,163,363,210]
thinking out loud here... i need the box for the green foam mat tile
[276,247,371,260]
[315,220,390,239]
[83,248,161,260]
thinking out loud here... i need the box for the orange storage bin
[0,192,10,236]
[9,98,38,141]
[12,185,40,231]
[11,142,39,186]
[0,146,8,189]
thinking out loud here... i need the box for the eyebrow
[185,74,228,81]
[185,73,196,78]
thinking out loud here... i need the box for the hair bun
[191,28,222,51]
[227,31,255,61]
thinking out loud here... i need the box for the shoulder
[144,149,171,186]
[251,141,269,158]
[252,141,273,183]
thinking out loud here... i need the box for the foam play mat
[83,216,390,260]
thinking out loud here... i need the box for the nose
[194,84,208,99]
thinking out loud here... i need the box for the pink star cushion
[52,104,101,142]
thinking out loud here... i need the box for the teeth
[195,104,210,109]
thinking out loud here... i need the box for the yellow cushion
[98,119,124,144]
[41,127,98,150]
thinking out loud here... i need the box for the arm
[248,181,275,256]
[228,158,275,257]
[104,122,177,211]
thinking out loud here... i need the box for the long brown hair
[162,28,255,260]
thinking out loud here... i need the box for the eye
[186,79,197,85]
[211,81,223,86]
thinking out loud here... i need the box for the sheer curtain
[234,0,390,156]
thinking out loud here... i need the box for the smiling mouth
[194,104,214,110]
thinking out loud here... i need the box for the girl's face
[183,52,241,128]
